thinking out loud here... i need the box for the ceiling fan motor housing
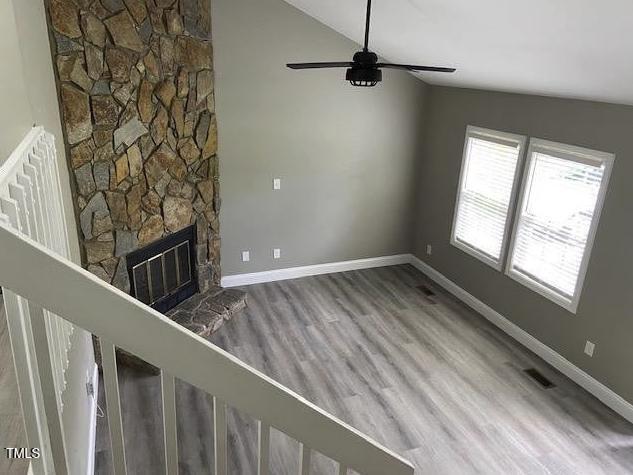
[353,50,378,64]
[347,50,382,86]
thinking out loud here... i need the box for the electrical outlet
[241,251,250,262]
[273,178,281,190]
[86,369,95,399]
[273,248,281,259]
[86,381,95,399]
[584,340,595,357]
[426,244,432,255]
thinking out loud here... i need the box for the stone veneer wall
[46,0,220,293]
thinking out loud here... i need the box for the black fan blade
[287,62,353,70]
[377,63,456,73]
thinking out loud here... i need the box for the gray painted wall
[0,0,95,472]
[212,0,428,275]
[0,0,35,163]
[414,86,633,404]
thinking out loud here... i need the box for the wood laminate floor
[95,265,633,474]
[0,294,29,475]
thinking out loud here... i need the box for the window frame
[504,138,615,313]
[450,125,527,271]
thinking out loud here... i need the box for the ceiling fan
[286,0,456,87]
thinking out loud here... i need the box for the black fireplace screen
[126,225,198,313]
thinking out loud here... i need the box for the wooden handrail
[0,224,414,475]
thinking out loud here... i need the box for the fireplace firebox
[126,225,198,313]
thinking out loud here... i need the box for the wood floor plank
[95,265,633,474]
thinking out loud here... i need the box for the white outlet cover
[241,251,250,262]
[584,340,595,357]
[426,244,432,255]
[273,178,281,190]
[273,248,281,259]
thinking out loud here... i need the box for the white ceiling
[283,0,633,105]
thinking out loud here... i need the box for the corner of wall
[410,82,436,257]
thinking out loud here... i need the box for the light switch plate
[426,244,432,255]
[584,340,595,357]
[273,248,281,259]
[273,178,281,190]
[241,251,250,262]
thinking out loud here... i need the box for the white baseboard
[87,363,98,475]
[221,254,411,287]
[409,255,633,425]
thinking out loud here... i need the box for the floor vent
[416,285,436,297]
[524,368,555,388]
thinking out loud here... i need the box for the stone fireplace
[45,0,221,294]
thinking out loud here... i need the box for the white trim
[449,125,527,271]
[529,138,615,166]
[408,255,633,425]
[28,463,34,475]
[505,138,615,314]
[221,254,411,287]
[86,363,98,475]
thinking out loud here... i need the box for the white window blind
[507,140,613,311]
[451,127,524,267]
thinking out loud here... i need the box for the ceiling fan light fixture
[286,0,455,86]
[346,67,382,87]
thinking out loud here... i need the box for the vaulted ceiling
[283,0,633,105]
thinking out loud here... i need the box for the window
[506,139,614,312]
[451,126,526,269]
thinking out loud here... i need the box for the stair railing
[0,129,414,475]
[0,127,79,474]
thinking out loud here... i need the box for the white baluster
[0,198,20,233]
[40,140,65,256]
[16,173,40,242]
[43,311,62,402]
[26,155,53,249]
[257,421,270,475]
[101,340,128,475]
[161,372,179,475]
[22,163,47,244]
[299,443,311,475]
[213,397,228,475]
[8,182,31,236]
[46,134,72,259]
[28,301,68,474]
